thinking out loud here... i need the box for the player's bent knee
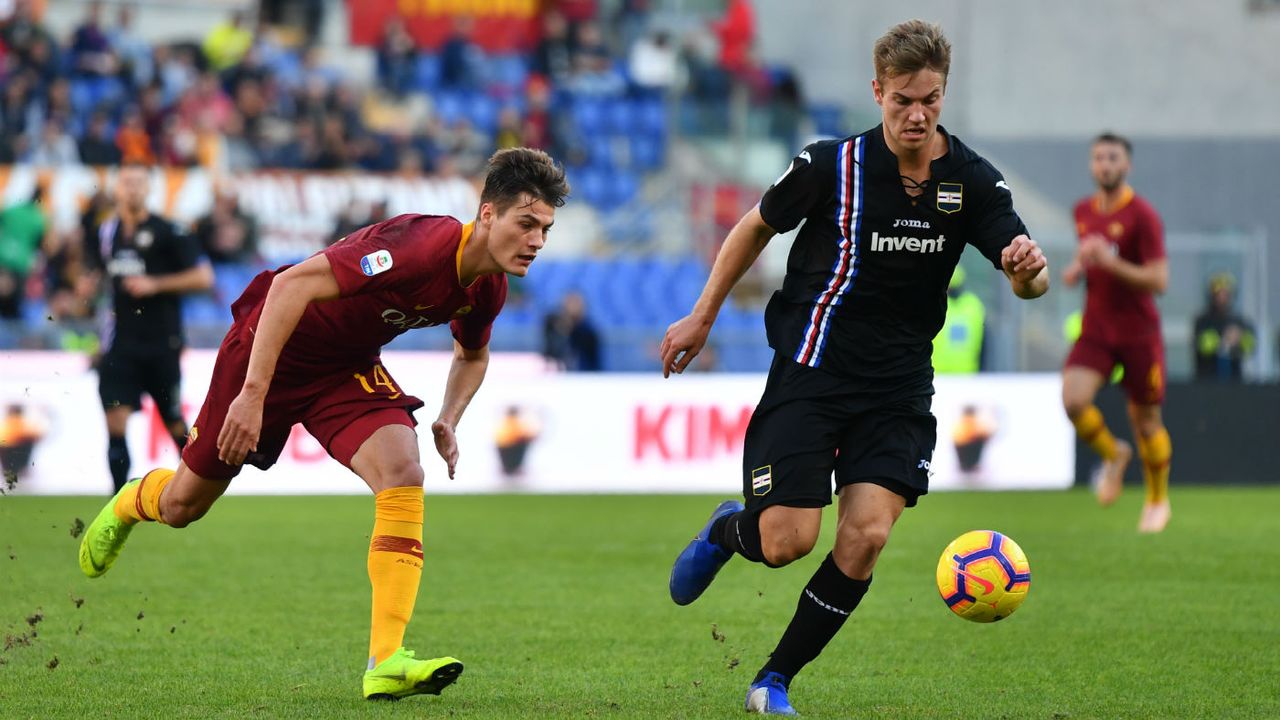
[1129,409,1163,439]
[373,458,424,490]
[859,524,892,553]
[834,521,892,573]
[1062,394,1090,418]
[1138,421,1165,440]
[760,524,819,567]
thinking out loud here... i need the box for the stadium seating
[809,102,846,138]
[0,14,796,370]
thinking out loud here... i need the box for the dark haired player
[1061,133,1171,533]
[78,148,569,701]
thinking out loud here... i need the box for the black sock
[107,435,130,492]
[711,510,767,564]
[755,553,871,684]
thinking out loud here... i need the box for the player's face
[115,166,150,214]
[1089,142,1130,192]
[873,70,945,153]
[482,194,555,277]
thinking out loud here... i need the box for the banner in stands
[346,0,539,52]
[0,166,479,262]
[1,351,1074,495]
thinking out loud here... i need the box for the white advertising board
[0,351,1073,496]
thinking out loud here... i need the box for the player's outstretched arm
[1000,234,1050,299]
[217,254,340,465]
[661,206,777,377]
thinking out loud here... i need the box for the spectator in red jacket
[711,0,754,76]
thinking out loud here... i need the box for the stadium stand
[0,0,845,371]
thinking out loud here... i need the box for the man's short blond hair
[873,19,951,86]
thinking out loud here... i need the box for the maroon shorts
[182,328,425,480]
[1065,335,1165,405]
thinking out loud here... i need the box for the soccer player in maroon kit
[77,148,569,699]
[1061,133,1172,533]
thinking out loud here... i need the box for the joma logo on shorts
[870,232,947,253]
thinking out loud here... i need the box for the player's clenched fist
[1000,234,1046,279]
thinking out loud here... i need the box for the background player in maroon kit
[1061,133,1172,533]
[77,148,569,700]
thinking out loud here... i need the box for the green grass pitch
[2,488,1278,719]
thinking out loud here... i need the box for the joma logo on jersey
[870,231,948,253]
[892,218,931,229]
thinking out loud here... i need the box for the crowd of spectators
[1,0,459,173]
[0,0,808,173]
[0,0,821,370]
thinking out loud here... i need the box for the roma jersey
[1073,187,1164,344]
[230,214,507,375]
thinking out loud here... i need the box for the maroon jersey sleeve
[1133,199,1166,264]
[323,214,462,297]
[450,275,508,350]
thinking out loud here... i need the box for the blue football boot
[668,499,744,605]
[745,672,797,715]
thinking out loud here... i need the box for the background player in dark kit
[84,162,213,492]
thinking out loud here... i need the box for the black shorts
[741,355,937,510]
[98,346,184,423]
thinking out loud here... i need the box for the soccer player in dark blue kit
[661,20,1050,715]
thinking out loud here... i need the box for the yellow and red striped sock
[1139,429,1172,503]
[112,468,175,525]
[1070,405,1118,461]
[367,486,425,668]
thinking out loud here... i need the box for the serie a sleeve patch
[360,250,394,276]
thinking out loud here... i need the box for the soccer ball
[936,530,1031,623]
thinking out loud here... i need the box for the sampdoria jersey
[230,214,506,376]
[87,213,204,352]
[758,125,1028,395]
[1073,187,1165,345]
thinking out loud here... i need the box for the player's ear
[871,78,884,107]
[478,201,494,227]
